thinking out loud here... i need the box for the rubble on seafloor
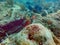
[0,0,60,43]
[0,2,28,25]
[32,10,60,39]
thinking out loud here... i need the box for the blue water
[0,0,60,13]
[12,0,59,14]
[0,0,5,2]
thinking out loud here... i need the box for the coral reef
[0,23,56,45]
[0,0,60,45]
[32,10,60,39]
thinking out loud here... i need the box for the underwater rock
[41,10,48,16]
[27,5,33,11]
[34,5,42,13]
[6,0,13,7]
[26,1,33,10]
[26,2,43,13]
[0,23,56,45]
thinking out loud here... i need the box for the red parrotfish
[0,18,31,41]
